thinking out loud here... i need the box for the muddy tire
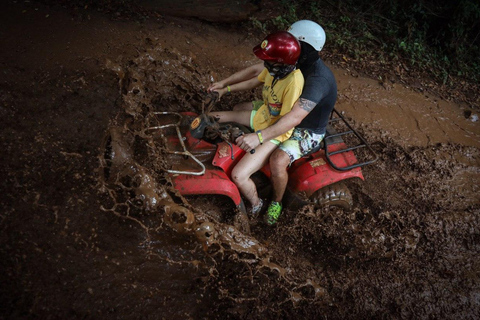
[310,182,353,210]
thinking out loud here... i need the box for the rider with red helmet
[209,30,304,217]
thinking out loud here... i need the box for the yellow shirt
[253,68,304,142]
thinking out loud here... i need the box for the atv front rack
[145,111,206,176]
[324,108,378,171]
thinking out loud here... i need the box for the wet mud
[1,2,479,319]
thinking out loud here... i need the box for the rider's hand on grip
[235,131,255,154]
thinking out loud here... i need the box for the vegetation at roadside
[252,0,480,106]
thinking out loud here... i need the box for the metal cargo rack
[323,108,378,171]
[145,111,206,176]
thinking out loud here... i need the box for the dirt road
[1,1,479,319]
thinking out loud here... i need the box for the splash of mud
[99,38,338,316]
[99,38,480,318]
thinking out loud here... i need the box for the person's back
[296,57,337,135]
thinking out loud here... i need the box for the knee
[270,150,290,174]
[233,102,252,112]
[231,167,245,186]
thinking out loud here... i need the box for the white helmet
[288,20,326,51]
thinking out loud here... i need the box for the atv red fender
[285,143,364,197]
[212,141,245,177]
[172,139,247,212]
[172,168,246,213]
[257,142,363,198]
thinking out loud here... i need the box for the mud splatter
[99,38,480,318]
[2,4,479,318]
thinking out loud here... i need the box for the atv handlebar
[203,91,219,114]
[237,131,255,154]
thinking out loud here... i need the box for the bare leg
[231,142,278,207]
[233,101,254,112]
[269,148,290,202]
[209,110,251,127]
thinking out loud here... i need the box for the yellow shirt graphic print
[252,68,304,142]
[268,102,282,117]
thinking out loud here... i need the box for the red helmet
[253,31,301,66]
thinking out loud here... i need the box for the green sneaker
[265,201,282,225]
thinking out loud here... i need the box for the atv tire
[310,182,353,210]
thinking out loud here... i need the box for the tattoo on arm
[299,98,316,112]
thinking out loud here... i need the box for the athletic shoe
[265,201,282,225]
[250,198,264,217]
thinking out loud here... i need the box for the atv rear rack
[323,108,377,171]
[146,111,206,176]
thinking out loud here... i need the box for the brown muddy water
[1,2,479,319]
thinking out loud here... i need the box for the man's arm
[215,77,262,97]
[235,98,317,151]
[208,62,264,93]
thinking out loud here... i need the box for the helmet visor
[253,44,277,62]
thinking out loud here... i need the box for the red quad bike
[145,95,377,228]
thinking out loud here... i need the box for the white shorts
[279,128,325,164]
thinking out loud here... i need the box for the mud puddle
[97,37,480,318]
[1,3,479,318]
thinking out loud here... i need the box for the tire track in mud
[99,39,480,318]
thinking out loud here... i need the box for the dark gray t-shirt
[297,58,337,134]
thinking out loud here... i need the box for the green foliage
[271,15,290,31]
[250,1,298,32]
[256,0,480,87]
[250,17,268,34]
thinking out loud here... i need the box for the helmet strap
[271,65,296,89]
[264,61,296,87]
[273,65,296,80]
